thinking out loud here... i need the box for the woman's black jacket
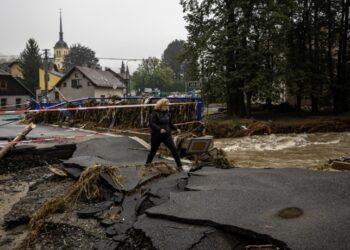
[149,110,177,135]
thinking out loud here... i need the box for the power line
[97,57,144,61]
[0,55,145,61]
[0,55,18,58]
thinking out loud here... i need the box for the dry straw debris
[138,162,179,176]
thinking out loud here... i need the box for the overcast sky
[0,0,188,72]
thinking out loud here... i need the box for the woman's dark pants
[146,133,182,168]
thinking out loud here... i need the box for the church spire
[59,9,63,41]
[54,9,68,49]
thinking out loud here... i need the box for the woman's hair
[154,98,170,110]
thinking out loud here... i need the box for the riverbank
[205,113,350,138]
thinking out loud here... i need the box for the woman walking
[146,98,190,172]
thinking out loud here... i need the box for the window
[100,95,105,102]
[16,98,21,108]
[71,79,82,88]
[1,98,7,107]
[87,81,92,86]
[63,82,67,87]
[75,73,79,78]
[0,80,7,89]
[55,92,60,101]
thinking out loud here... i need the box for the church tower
[54,10,69,72]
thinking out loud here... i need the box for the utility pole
[125,60,131,96]
[43,49,49,99]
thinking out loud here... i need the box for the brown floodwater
[215,132,350,168]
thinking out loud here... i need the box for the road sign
[187,81,202,89]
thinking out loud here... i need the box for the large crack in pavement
[1,134,349,249]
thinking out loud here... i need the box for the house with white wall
[51,66,126,101]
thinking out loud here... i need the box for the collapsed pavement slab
[117,166,160,193]
[136,173,188,215]
[70,137,150,165]
[77,201,114,218]
[146,168,350,250]
[134,215,216,250]
[63,165,161,193]
[134,215,258,250]
[67,136,175,166]
[64,156,117,168]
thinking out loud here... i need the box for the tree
[181,0,293,117]
[63,43,99,72]
[131,57,175,93]
[182,0,350,115]
[162,39,188,80]
[334,0,350,113]
[18,38,42,94]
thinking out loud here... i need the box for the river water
[215,132,350,168]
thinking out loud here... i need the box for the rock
[93,240,120,250]
[77,201,114,218]
[105,223,130,237]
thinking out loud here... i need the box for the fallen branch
[0,123,36,160]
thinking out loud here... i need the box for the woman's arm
[169,112,178,130]
[149,111,161,132]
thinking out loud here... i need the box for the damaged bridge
[0,123,349,250]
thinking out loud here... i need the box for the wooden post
[0,123,36,160]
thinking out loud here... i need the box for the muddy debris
[33,222,97,250]
[28,100,197,130]
[205,118,350,138]
[0,159,284,250]
[328,155,350,171]
[2,131,349,250]
[4,178,73,229]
